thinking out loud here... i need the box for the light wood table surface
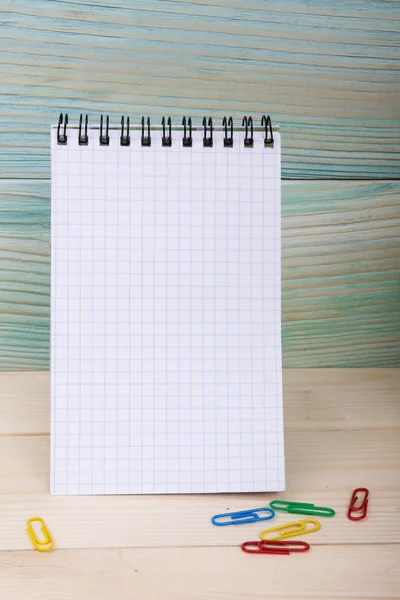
[0,368,399,599]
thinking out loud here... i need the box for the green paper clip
[270,500,335,517]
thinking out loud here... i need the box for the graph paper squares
[50,126,284,495]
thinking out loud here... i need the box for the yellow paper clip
[259,518,320,541]
[27,517,55,552]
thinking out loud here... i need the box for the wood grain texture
[0,369,399,598]
[0,0,399,178]
[1,546,400,600]
[1,180,399,369]
[0,369,399,551]
[2,425,399,492]
[1,369,399,435]
[0,432,398,548]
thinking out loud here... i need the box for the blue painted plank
[0,179,399,369]
[0,0,399,178]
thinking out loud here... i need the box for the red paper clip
[241,540,310,555]
[348,488,369,521]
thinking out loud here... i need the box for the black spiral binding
[55,114,274,147]
[120,116,130,146]
[78,114,88,146]
[242,116,254,147]
[162,117,172,147]
[261,115,274,147]
[99,115,110,146]
[202,117,213,147]
[182,117,192,147]
[222,116,233,147]
[57,113,68,145]
[141,116,151,147]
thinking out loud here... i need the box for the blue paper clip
[211,507,275,526]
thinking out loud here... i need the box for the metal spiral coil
[56,113,274,147]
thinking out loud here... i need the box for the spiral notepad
[50,114,284,495]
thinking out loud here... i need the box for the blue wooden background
[0,0,399,368]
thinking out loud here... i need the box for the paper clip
[241,540,310,555]
[27,517,55,552]
[259,518,321,541]
[211,507,275,526]
[270,500,335,517]
[348,488,369,521]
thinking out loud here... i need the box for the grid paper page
[50,125,283,495]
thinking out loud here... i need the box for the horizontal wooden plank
[1,489,398,551]
[0,545,399,600]
[1,369,399,435]
[2,428,398,497]
[0,369,398,597]
[1,180,399,369]
[0,428,398,549]
[0,0,399,178]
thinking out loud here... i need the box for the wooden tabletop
[0,368,399,599]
